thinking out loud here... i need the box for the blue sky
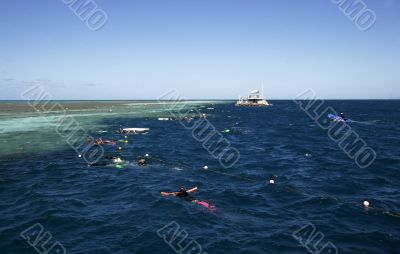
[0,0,399,99]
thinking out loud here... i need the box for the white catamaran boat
[236,86,271,107]
[121,128,149,134]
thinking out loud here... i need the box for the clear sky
[0,0,399,99]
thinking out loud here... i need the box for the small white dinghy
[121,128,149,134]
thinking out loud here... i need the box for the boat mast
[261,83,264,99]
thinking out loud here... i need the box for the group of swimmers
[88,134,148,167]
[88,154,147,167]
[89,127,217,210]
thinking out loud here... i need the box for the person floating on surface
[161,186,197,197]
[95,138,103,145]
[160,187,216,211]
[138,158,146,166]
[103,155,117,160]
[339,112,348,121]
[94,138,116,146]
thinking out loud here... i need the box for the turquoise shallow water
[0,101,215,157]
[0,100,399,253]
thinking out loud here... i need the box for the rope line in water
[150,156,260,183]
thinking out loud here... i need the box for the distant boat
[121,128,149,134]
[236,86,271,107]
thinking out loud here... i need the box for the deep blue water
[1,100,400,254]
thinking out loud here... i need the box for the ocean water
[0,100,399,254]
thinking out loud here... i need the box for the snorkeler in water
[161,187,217,211]
[161,187,198,198]
[137,158,146,166]
[94,138,116,146]
[95,138,103,145]
[339,112,348,121]
[103,155,117,160]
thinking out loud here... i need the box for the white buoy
[363,200,370,208]
[78,154,82,158]
[145,154,149,157]
[203,166,208,170]
[269,179,275,184]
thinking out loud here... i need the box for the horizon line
[1,99,400,101]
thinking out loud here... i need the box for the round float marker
[269,179,275,184]
[145,154,149,157]
[363,200,370,208]
[203,165,208,170]
[78,154,82,158]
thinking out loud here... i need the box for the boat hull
[236,102,271,107]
